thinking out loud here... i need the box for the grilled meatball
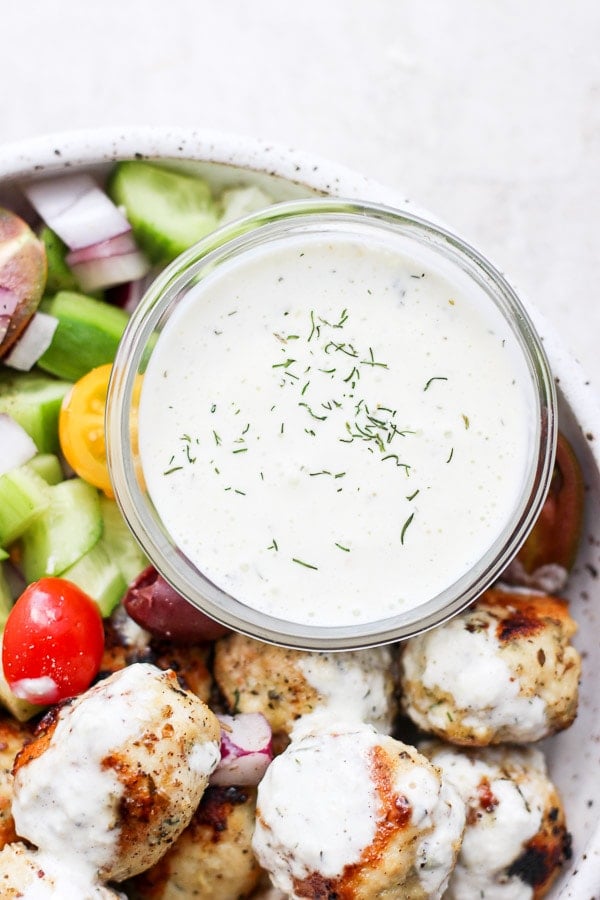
[0,714,32,849]
[253,725,465,899]
[422,742,571,899]
[214,633,396,741]
[11,663,221,882]
[128,785,261,899]
[99,607,212,702]
[400,589,580,745]
[98,605,152,674]
[0,841,126,898]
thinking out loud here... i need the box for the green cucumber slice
[0,565,13,629]
[37,291,129,381]
[99,495,148,585]
[0,370,71,454]
[0,464,51,547]
[20,478,102,581]
[39,226,80,294]
[107,161,219,264]
[219,185,274,223]
[25,453,64,485]
[61,538,126,617]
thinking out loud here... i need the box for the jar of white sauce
[107,200,556,649]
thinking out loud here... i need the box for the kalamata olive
[0,209,47,357]
[501,431,585,591]
[123,566,230,643]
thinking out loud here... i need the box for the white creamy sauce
[415,779,467,899]
[189,736,221,775]
[395,762,443,827]
[448,868,533,900]
[253,724,465,896]
[13,683,133,871]
[404,616,547,739]
[20,854,126,900]
[393,762,465,899]
[431,745,547,900]
[253,727,380,885]
[140,234,534,626]
[294,647,393,737]
[10,674,59,703]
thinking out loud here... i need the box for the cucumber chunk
[0,464,51,547]
[37,291,129,381]
[99,495,148,584]
[26,453,64,485]
[61,538,126,617]
[20,478,102,581]
[39,226,80,294]
[0,565,13,629]
[0,370,71,454]
[218,185,274,224]
[108,161,219,264]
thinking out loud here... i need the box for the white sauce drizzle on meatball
[295,647,394,736]
[11,664,220,882]
[253,725,465,897]
[426,744,559,900]
[403,616,547,740]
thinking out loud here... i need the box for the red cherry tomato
[2,577,104,705]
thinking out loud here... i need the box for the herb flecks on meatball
[400,589,580,746]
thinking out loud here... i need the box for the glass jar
[106,198,556,650]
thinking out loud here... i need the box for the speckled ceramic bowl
[0,127,598,895]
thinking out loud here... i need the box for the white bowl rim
[1,124,599,894]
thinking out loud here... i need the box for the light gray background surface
[3,0,599,385]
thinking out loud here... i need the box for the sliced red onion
[105,268,157,312]
[68,250,150,293]
[23,174,131,250]
[210,713,273,786]
[0,286,19,316]
[65,231,151,292]
[3,311,58,371]
[66,231,139,266]
[0,414,38,476]
[106,278,146,313]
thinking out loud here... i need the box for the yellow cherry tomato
[59,364,114,497]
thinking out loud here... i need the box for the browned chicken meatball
[253,725,465,899]
[0,713,32,849]
[100,606,212,702]
[214,633,396,742]
[400,589,581,745]
[128,785,260,899]
[422,741,572,899]
[11,663,221,883]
